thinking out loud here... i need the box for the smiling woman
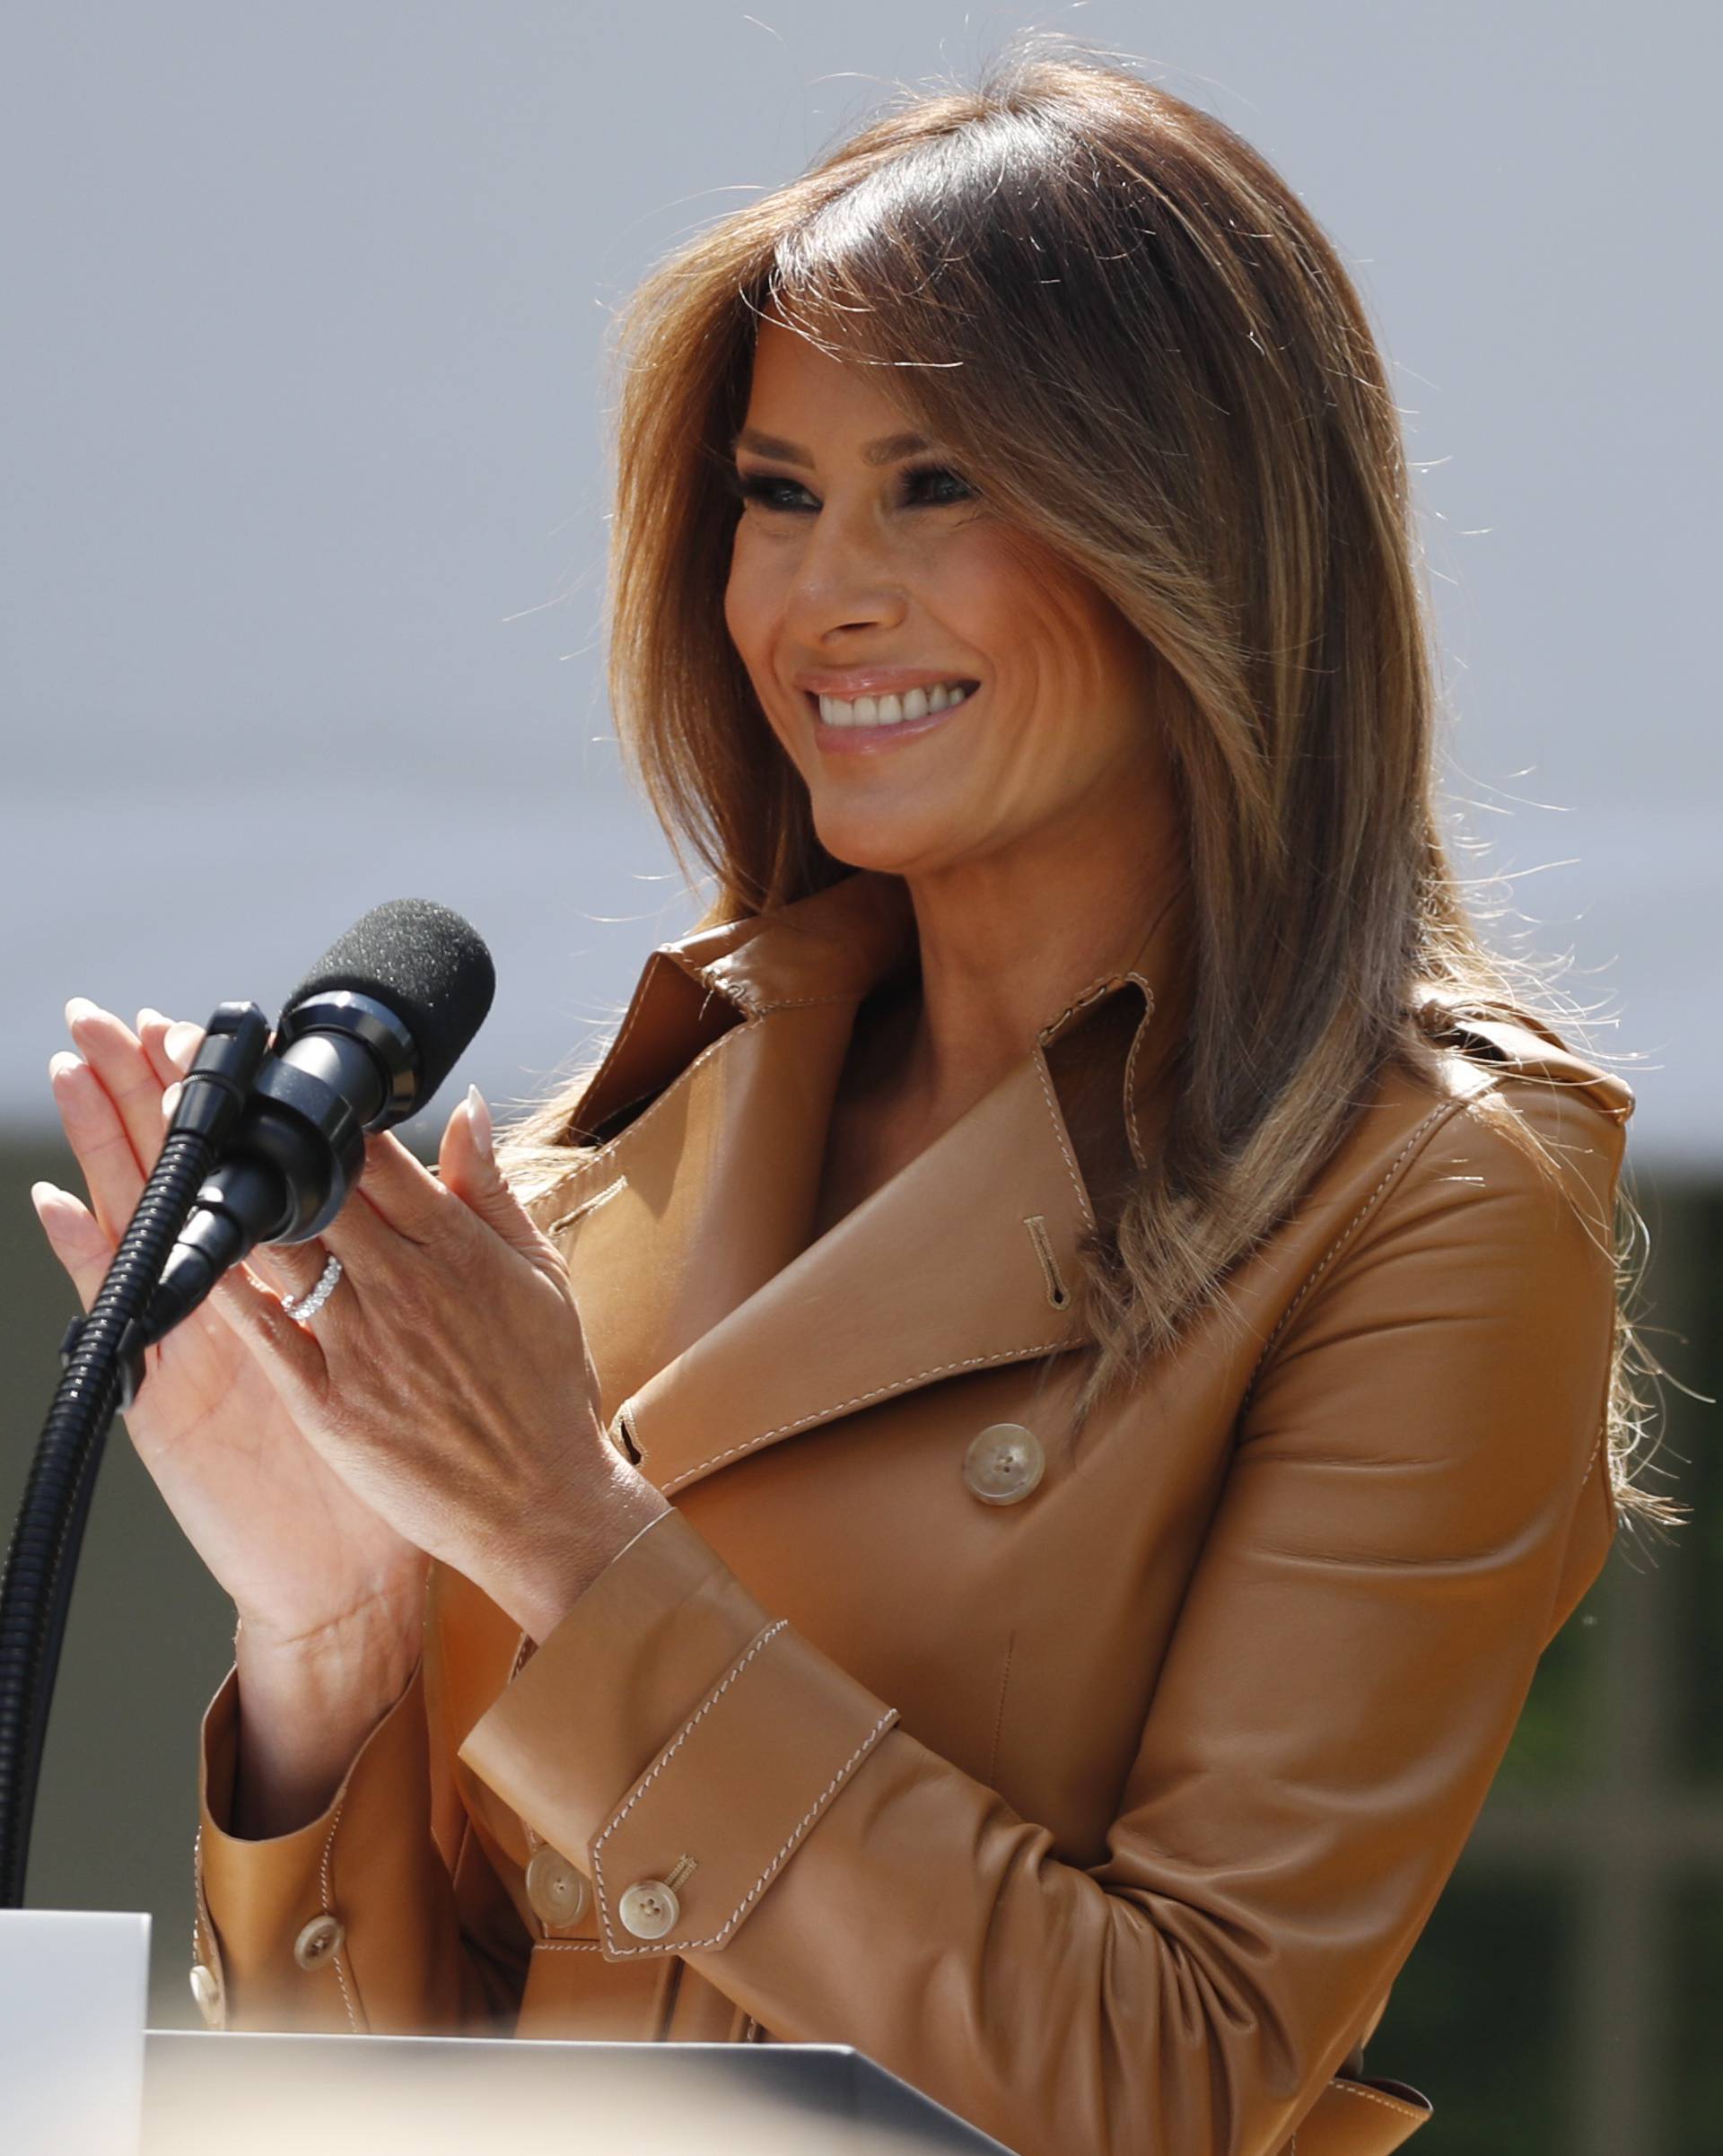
[35,28,1684,2156]
[723,310,1177,911]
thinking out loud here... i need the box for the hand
[201,1081,660,1641]
[33,1002,429,1657]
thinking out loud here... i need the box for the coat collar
[529,867,1192,1498]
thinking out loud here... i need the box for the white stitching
[1031,1047,1096,1231]
[533,1938,604,1952]
[1120,979,1157,1171]
[1328,2080,1429,2122]
[318,1801,361,2033]
[602,1625,786,1828]
[545,1174,627,1238]
[1035,971,1130,1045]
[191,1823,223,2016]
[987,1630,1016,1787]
[737,989,868,1012]
[591,1622,897,1956]
[1241,1101,1462,1410]
[658,1341,1071,1491]
[592,1624,789,1951]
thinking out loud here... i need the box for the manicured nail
[30,1181,70,1214]
[466,1084,494,1163]
[162,1082,183,1120]
[48,1051,83,1083]
[65,997,101,1029]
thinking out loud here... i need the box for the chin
[810,815,953,880]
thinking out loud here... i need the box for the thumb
[441,1087,562,1278]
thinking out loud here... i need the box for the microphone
[136,898,495,1349]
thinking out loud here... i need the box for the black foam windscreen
[281,898,495,1101]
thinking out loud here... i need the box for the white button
[188,1961,223,2027]
[963,1423,1045,1505]
[293,1913,345,1969]
[525,1842,589,1927]
[617,1879,680,1939]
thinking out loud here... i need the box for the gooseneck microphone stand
[0,1004,269,1908]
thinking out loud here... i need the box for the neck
[891,793,1186,1134]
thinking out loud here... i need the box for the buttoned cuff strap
[458,1506,899,1958]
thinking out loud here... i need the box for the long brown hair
[499,33,1684,1536]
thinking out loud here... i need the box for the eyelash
[726,462,977,512]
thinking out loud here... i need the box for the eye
[726,462,978,513]
[898,461,977,506]
[728,471,814,513]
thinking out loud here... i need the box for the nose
[781,499,910,645]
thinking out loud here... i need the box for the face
[722,316,1167,884]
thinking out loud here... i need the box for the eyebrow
[729,426,935,468]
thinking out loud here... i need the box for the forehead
[742,317,902,432]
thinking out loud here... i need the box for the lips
[806,682,983,753]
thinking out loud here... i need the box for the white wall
[4,2,1713,1165]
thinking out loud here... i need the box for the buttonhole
[612,1407,643,1464]
[547,1174,628,1239]
[1023,1215,1071,1308]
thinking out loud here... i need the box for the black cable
[0,1001,267,1907]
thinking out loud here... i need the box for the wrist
[229,1594,424,1839]
[511,1471,670,1645]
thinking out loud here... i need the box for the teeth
[817,682,975,728]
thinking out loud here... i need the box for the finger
[48,1052,152,1251]
[30,1182,112,1316]
[210,1260,329,1411]
[64,999,177,1186]
[439,1087,564,1280]
[345,1126,453,1244]
[247,1235,343,1305]
[137,1009,201,1090]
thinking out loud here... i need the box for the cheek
[722,534,759,652]
[722,546,802,759]
[948,530,1097,684]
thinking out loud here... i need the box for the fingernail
[136,1006,164,1034]
[162,1081,183,1120]
[30,1180,70,1214]
[466,1084,494,1163]
[165,1021,202,1070]
[48,1051,83,1083]
[65,996,101,1029]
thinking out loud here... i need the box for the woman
[34,40,1679,2156]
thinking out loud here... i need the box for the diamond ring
[279,1253,344,1325]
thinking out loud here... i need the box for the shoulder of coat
[1410,991,1636,1127]
[1289,999,1635,1274]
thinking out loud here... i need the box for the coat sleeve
[455,1084,1625,2156]
[192,1648,534,2034]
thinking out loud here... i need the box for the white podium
[142,2029,1018,2155]
[0,1909,151,2156]
[1,1909,1015,2156]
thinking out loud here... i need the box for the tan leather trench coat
[190,866,1633,2156]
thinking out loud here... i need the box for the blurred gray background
[3,6,1718,2152]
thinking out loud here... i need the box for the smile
[806,681,981,754]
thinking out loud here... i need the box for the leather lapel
[522,870,923,1430]
[538,997,869,1428]
[524,866,1189,1499]
[622,1037,1096,1496]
